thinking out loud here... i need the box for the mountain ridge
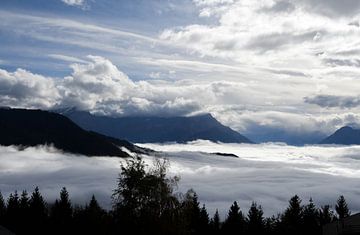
[55,108,253,144]
[0,108,143,157]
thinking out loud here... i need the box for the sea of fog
[1,141,360,218]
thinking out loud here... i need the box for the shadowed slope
[0,108,132,157]
[320,126,360,145]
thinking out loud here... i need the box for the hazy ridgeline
[0,157,351,235]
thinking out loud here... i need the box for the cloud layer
[140,141,360,217]
[1,142,360,219]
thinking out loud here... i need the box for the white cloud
[0,68,60,109]
[2,143,360,218]
[58,55,202,116]
[61,0,85,7]
[149,72,161,79]
[0,56,202,117]
[160,0,360,76]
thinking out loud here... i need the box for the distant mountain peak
[196,113,214,118]
[338,126,354,131]
[320,125,360,145]
[55,109,253,144]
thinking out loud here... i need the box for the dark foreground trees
[0,156,354,235]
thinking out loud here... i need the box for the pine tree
[198,204,210,234]
[264,215,280,235]
[19,190,29,210]
[5,191,20,233]
[88,195,102,212]
[29,186,48,219]
[0,191,6,225]
[302,198,320,235]
[222,201,244,234]
[281,195,303,235]
[335,195,350,219]
[59,187,72,218]
[247,202,265,235]
[86,195,106,226]
[18,190,30,234]
[181,189,202,234]
[51,187,73,233]
[210,209,221,235]
[319,205,335,225]
[29,187,48,234]
[73,195,109,235]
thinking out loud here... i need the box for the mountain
[55,108,253,143]
[319,126,360,145]
[0,108,142,157]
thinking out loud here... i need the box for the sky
[1,142,360,218]
[1,0,360,143]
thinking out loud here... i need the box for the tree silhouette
[18,190,30,234]
[319,205,335,226]
[73,195,110,235]
[29,186,48,233]
[210,209,221,235]
[222,201,244,234]
[247,201,265,234]
[264,215,281,235]
[199,204,210,234]
[181,189,203,234]
[0,191,6,225]
[335,195,350,219]
[112,156,180,235]
[50,187,73,234]
[5,191,20,233]
[19,190,29,210]
[281,195,303,235]
[112,156,147,234]
[302,198,320,235]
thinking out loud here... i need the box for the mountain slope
[0,108,134,157]
[319,126,360,145]
[56,109,253,143]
